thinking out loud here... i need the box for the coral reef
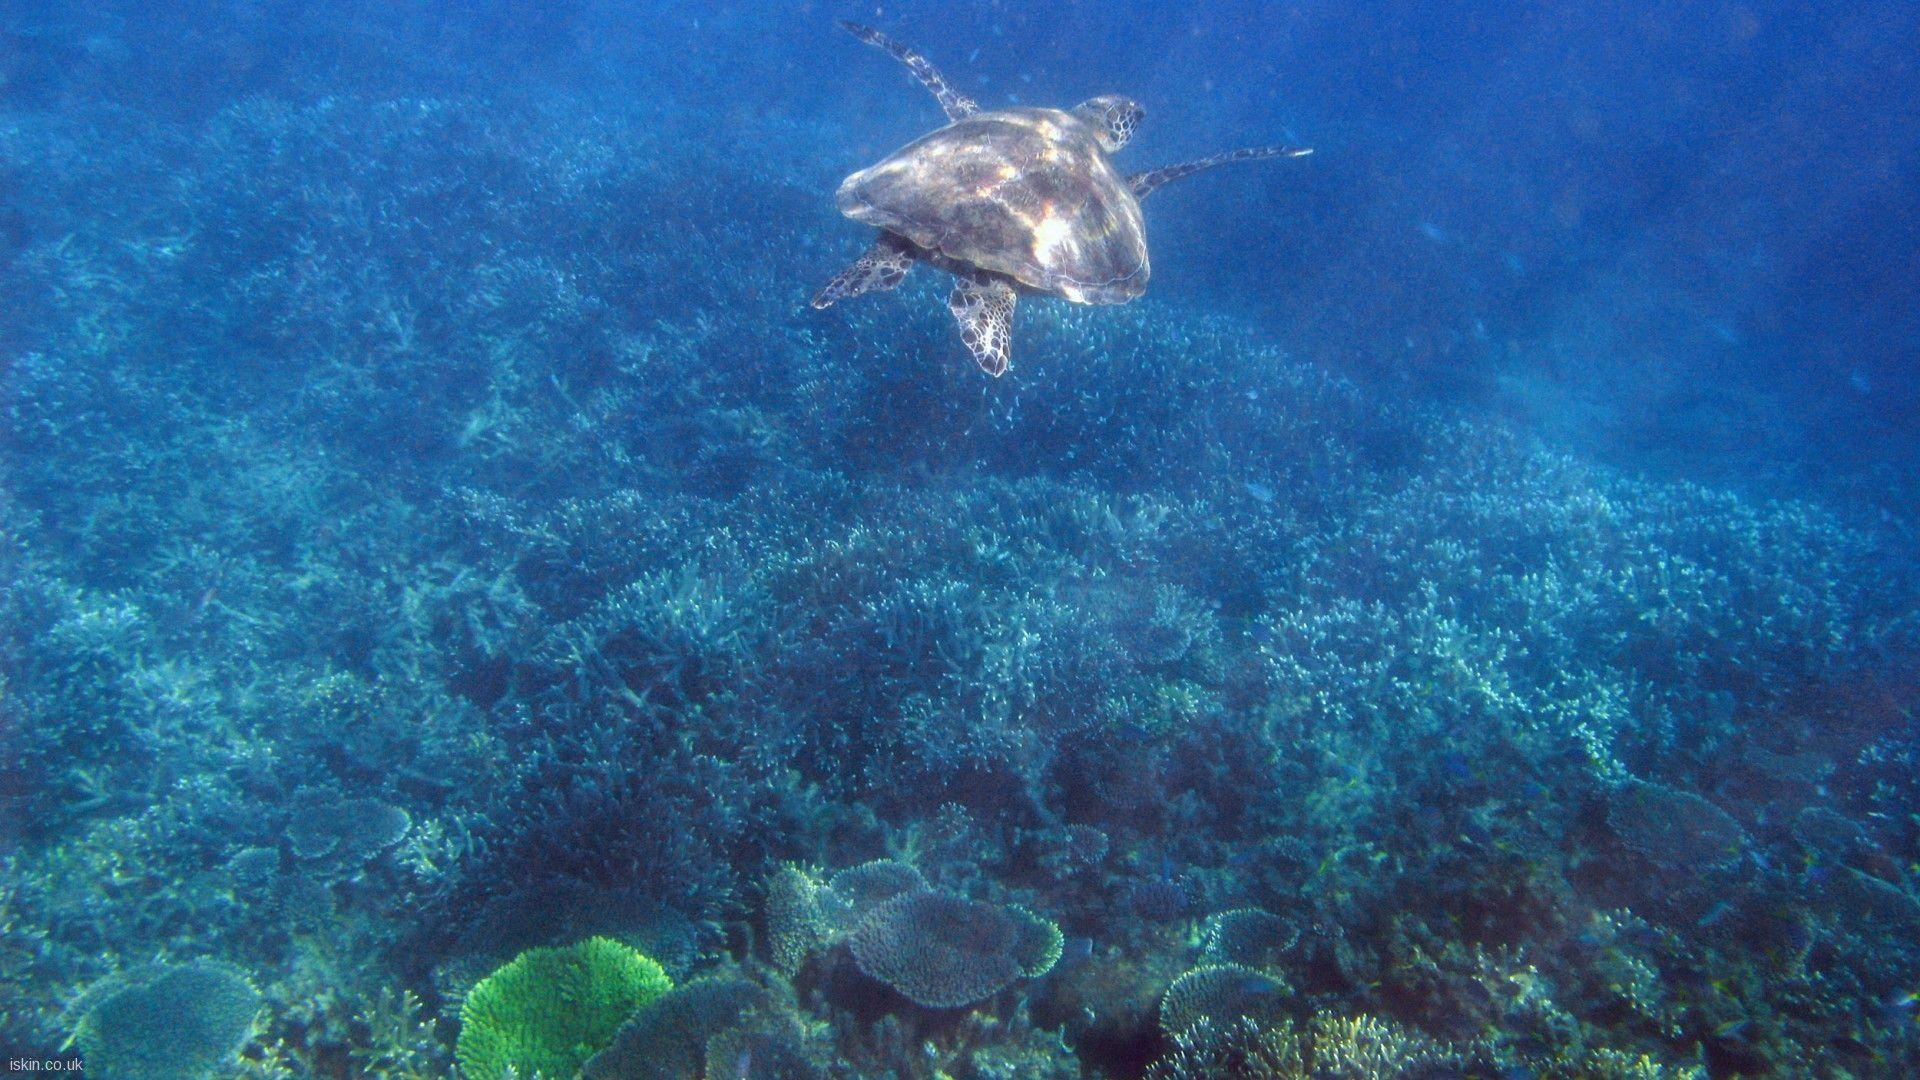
[1,81,1916,1079]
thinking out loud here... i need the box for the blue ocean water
[2,2,1917,1076]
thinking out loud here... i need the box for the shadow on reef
[2,94,1919,1077]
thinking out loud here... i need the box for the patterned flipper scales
[1128,144,1313,199]
[947,274,1017,377]
[811,235,916,309]
[839,21,979,122]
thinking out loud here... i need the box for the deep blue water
[3,2,1918,1077]
[8,2,1915,497]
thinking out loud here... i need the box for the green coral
[456,936,672,1080]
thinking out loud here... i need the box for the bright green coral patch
[456,936,672,1080]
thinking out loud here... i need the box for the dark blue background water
[6,0,1916,506]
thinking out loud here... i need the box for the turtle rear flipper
[812,234,917,309]
[948,274,1017,377]
[840,21,978,122]
[1128,144,1312,199]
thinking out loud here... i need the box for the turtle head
[1073,95,1144,153]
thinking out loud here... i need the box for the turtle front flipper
[947,274,1017,377]
[839,21,979,122]
[812,234,917,309]
[1128,144,1313,199]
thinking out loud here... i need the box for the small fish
[1243,481,1275,503]
[1879,990,1920,1028]
[1696,901,1736,928]
[1419,221,1449,243]
[1218,968,1286,1000]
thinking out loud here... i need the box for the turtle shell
[836,106,1150,305]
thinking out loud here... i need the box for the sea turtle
[812,21,1312,376]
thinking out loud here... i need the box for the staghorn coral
[1145,1016,1306,1080]
[1307,1013,1459,1078]
[1536,1048,1706,1079]
[69,960,262,1080]
[456,937,671,1080]
[458,701,745,940]
[1146,1012,1461,1080]
[345,988,450,1080]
